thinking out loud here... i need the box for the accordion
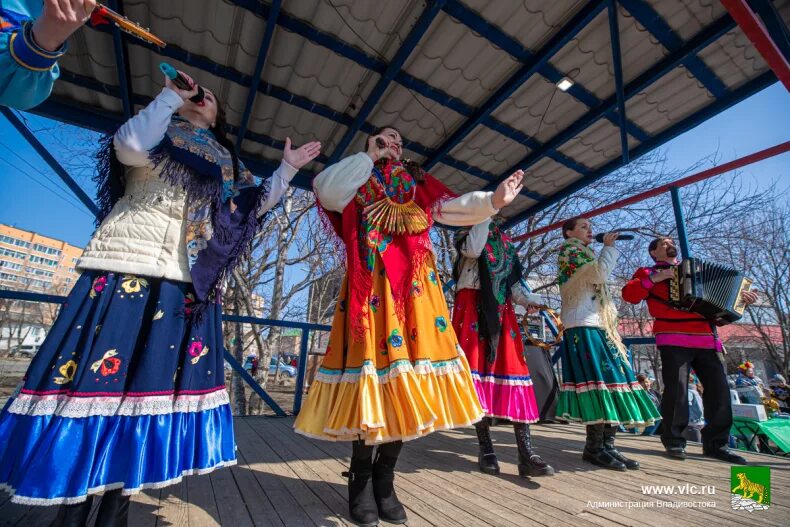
[669,258,752,325]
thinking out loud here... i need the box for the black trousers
[659,345,732,450]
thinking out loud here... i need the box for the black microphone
[160,62,205,103]
[594,232,635,242]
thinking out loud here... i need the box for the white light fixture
[556,77,574,91]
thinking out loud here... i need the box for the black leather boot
[582,424,626,471]
[372,441,407,525]
[342,440,379,527]
[475,417,500,475]
[603,425,639,470]
[94,488,131,527]
[514,423,554,477]
[51,496,94,527]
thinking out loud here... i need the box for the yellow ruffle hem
[294,256,484,444]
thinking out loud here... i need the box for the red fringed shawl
[319,159,455,340]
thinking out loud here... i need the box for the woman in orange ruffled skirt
[294,126,524,526]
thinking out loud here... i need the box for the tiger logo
[732,473,765,504]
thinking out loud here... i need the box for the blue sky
[0,83,788,248]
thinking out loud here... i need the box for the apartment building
[0,224,83,295]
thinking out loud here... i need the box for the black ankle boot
[475,418,500,475]
[343,440,378,527]
[514,423,554,477]
[603,425,639,470]
[51,496,94,527]
[372,442,407,525]
[582,424,627,471]
[95,488,131,527]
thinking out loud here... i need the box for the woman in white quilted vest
[0,70,320,526]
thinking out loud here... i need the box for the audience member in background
[683,375,705,443]
[637,374,662,436]
[735,361,764,405]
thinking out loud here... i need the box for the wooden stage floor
[1,416,788,526]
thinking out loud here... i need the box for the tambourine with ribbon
[520,305,565,350]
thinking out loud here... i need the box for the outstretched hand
[282,137,322,170]
[492,170,524,209]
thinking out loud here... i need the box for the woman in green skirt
[556,217,659,471]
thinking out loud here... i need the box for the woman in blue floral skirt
[0,70,320,525]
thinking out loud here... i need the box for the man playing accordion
[622,237,758,464]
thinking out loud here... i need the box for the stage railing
[0,289,331,417]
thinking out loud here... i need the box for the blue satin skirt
[0,271,236,505]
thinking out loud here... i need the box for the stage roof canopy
[33,0,789,227]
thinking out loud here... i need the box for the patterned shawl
[557,237,627,358]
[95,117,270,318]
[454,221,522,362]
[319,159,454,340]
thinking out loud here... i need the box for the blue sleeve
[0,2,67,110]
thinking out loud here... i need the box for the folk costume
[293,152,493,525]
[623,262,747,463]
[556,238,658,470]
[0,88,299,518]
[451,218,553,477]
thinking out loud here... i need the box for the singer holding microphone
[555,217,659,471]
[0,67,320,524]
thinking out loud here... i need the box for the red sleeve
[622,267,654,305]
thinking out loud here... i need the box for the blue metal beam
[107,0,133,119]
[619,0,728,98]
[84,25,542,189]
[441,0,650,142]
[670,186,691,259]
[1,107,101,217]
[502,72,776,228]
[327,0,447,165]
[223,0,591,180]
[607,0,629,163]
[292,329,310,414]
[236,0,281,152]
[422,0,606,170]
[224,350,287,416]
[484,14,736,192]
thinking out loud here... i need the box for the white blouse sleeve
[460,218,492,258]
[258,160,298,214]
[113,87,184,167]
[433,191,499,227]
[312,152,373,212]
[593,246,620,283]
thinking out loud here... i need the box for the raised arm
[434,169,524,226]
[113,87,184,167]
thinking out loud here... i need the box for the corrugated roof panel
[617,5,670,84]
[550,10,613,101]
[428,163,489,195]
[625,65,713,136]
[527,157,584,196]
[459,0,588,52]
[448,125,530,177]
[281,0,422,62]
[498,194,539,220]
[492,75,590,144]
[29,0,785,224]
[696,29,770,91]
[557,118,640,170]
[367,84,467,150]
[265,27,380,115]
[402,12,519,108]
[644,0,726,41]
